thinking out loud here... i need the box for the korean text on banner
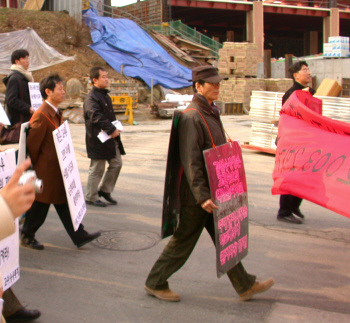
[53,121,86,230]
[28,82,43,111]
[272,90,350,219]
[0,149,20,290]
[204,141,249,278]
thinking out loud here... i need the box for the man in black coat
[277,60,316,224]
[84,67,125,207]
[1,49,40,323]
[3,49,34,128]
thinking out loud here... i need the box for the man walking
[84,67,125,207]
[3,49,34,128]
[145,66,274,302]
[277,61,315,224]
[21,74,101,250]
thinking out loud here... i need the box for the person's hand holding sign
[201,198,218,213]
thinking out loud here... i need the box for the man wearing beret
[145,66,274,302]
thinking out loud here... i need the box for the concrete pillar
[247,1,264,60]
[323,8,340,43]
[304,31,319,55]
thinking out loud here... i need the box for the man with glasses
[277,60,315,224]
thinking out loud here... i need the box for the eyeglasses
[300,68,311,73]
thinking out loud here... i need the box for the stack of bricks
[218,42,259,77]
[219,78,266,111]
[265,79,293,93]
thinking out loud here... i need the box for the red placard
[204,141,249,278]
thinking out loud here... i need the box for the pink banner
[272,90,350,219]
[204,141,249,278]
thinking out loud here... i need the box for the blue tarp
[83,10,192,89]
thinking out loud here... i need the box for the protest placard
[0,149,20,290]
[53,121,86,230]
[0,102,11,126]
[28,82,43,111]
[204,141,249,278]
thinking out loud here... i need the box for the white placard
[0,102,11,126]
[28,82,43,111]
[53,121,86,230]
[0,149,20,290]
[17,122,30,166]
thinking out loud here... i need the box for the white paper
[17,122,30,166]
[53,121,86,230]
[0,102,11,126]
[0,149,20,290]
[97,120,123,143]
[28,82,43,111]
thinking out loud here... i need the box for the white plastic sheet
[0,28,75,75]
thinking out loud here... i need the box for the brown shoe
[239,278,275,301]
[145,285,181,302]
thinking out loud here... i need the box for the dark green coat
[179,93,226,206]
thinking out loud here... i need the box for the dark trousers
[146,205,256,295]
[278,194,302,217]
[3,288,22,317]
[22,201,88,245]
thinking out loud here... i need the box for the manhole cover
[92,230,161,251]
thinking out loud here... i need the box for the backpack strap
[33,111,58,129]
[182,108,216,148]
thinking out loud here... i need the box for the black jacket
[3,71,32,125]
[83,86,125,160]
[282,81,316,105]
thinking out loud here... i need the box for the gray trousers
[145,205,256,295]
[86,146,122,202]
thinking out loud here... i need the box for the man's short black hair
[192,80,206,93]
[90,66,106,84]
[11,49,29,64]
[289,61,308,80]
[40,74,63,99]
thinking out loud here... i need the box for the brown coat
[27,102,66,204]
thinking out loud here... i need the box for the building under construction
[116,0,350,59]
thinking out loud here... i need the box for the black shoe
[98,191,117,205]
[86,199,107,207]
[292,209,305,218]
[5,307,41,322]
[76,231,101,248]
[21,236,44,250]
[277,215,302,224]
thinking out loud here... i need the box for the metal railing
[150,21,223,58]
[257,0,349,10]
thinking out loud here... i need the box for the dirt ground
[0,8,136,87]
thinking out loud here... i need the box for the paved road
[12,115,350,322]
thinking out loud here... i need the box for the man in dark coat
[2,49,34,127]
[145,66,274,302]
[84,67,125,207]
[1,49,41,323]
[277,61,315,224]
[21,74,100,250]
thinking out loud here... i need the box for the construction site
[1,0,350,151]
